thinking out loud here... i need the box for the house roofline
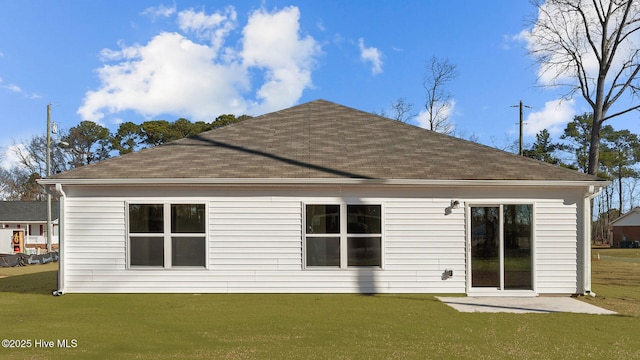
[39,177,609,188]
[609,207,640,226]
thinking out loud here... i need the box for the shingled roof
[0,201,59,222]
[46,99,602,183]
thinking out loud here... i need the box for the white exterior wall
[535,201,579,293]
[58,185,586,294]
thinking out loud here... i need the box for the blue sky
[1,1,638,168]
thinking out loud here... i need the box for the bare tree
[452,128,481,144]
[526,0,640,176]
[0,166,44,201]
[389,98,416,123]
[10,135,71,177]
[375,98,416,123]
[423,56,458,134]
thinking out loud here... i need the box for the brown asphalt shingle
[48,99,603,182]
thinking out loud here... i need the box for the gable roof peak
[44,99,605,184]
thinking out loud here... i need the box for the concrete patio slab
[436,296,616,314]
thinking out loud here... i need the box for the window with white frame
[128,203,206,268]
[305,204,382,268]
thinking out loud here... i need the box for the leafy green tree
[172,118,208,138]
[211,114,251,129]
[62,121,111,167]
[139,120,175,147]
[559,114,640,239]
[560,113,614,174]
[600,129,640,213]
[134,115,251,148]
[112,122,143,155]
[522,129,561,165]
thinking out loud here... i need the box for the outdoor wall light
[444,200,460,216]
[442,269,454,280]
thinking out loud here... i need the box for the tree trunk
[619,173,624,214]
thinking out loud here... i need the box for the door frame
[466,203,537,296]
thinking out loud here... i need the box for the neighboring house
[609,207,640,247]
[39,100,608,295]
[0,201,59,252]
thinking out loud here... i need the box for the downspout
[584,185,603,297]
[52,183,66,296]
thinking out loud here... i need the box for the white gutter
[52,183,66,296]
[583,185,604,297]
[38,177,608,188]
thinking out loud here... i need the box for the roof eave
[38,177,610,188]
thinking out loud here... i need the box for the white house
[39,100,607,295]
[0,201,59,253]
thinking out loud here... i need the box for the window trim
[303,202,384,270]
[126,202,208,270]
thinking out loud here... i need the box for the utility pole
[46,103,52,253]
[511,100,532,156]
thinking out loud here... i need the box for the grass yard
[1,253,639,360]
[582,248,640,317]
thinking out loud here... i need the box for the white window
[128,203,206,268]
[305,204,382,268]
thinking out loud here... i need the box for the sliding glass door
[470,205,532,291]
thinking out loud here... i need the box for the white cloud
[178,6,236,52]
[0,77,40,99]
[141,3,176,20]
[79,6,321,122]
[524,99,575,137]
[500,32,523,50]
[3,84,22,93]
[0,77,22,93]
[358,38,383,75]
[241,6,320,112]
[0,77,41,99]
[79,32,249,122]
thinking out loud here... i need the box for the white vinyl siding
[535,200,579,293]
[385,200,466,292]
[64,199,126,272]
[209,200,302,271]
[58,186,587,295]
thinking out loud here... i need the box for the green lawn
[1,253,639,360]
